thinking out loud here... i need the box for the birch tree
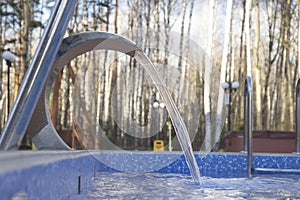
[253,0,262,130]
[298,0,300,79]
[245,0,252,77]
[203,0,214,151]
[215,0,232,150]
[276,0,293,130]
[262,0,279,130]
[177,0,187,104]
[15,0,24,101]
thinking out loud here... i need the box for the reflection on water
[72,172,300,199]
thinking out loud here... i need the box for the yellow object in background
[153,140,164,151]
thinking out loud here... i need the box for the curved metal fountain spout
[32,32,140,150]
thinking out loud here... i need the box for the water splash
[134,49,201,184]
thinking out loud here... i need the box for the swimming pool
[0,151,299,199]
[72,172,300,199]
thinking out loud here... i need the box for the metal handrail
[246,77,300,176]
[244,76,253,178]
[296,79,300,153]
[0,1,77,150]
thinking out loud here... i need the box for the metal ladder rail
[296,79,300,154]
[244,76,253,178]
[245,77,300,177]
[0,1,77,150]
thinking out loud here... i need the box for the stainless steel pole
[6,60,11,115]
[246,76,253,178]
[244,79,248,152]
[296,79,300,153]
[0,0,77,150]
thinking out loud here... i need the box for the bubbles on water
[72,172,300,199]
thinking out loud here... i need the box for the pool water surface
[73,172,300,199]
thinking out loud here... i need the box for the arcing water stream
[134,49,201,184]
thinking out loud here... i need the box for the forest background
[0,0,299,151]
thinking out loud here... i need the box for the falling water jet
[134,50,202,184]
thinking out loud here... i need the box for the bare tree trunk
[0,3,4,129]
[186,0,195,149]
[63,65,71,129]
[277,4,286,129]
[215,0,233,150]
[103,2,116,133]
[177,0,187,104]
[236,0,246,129]
[155,0,161,64]
[145,0,153,148]
[253,0,262,130]
[15,0,24,102]
[245,0,252,77]
[298,0,300,78]
[282,0,293,130]
[136,0,145,147]
[263,0,279,130]
[204,0,214,151]
[21,1,31,78]
[162,0,171,70]
[113,0,119,149]
[275,0,293,130]
[102,1,111,124]
[231,22,239,127]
